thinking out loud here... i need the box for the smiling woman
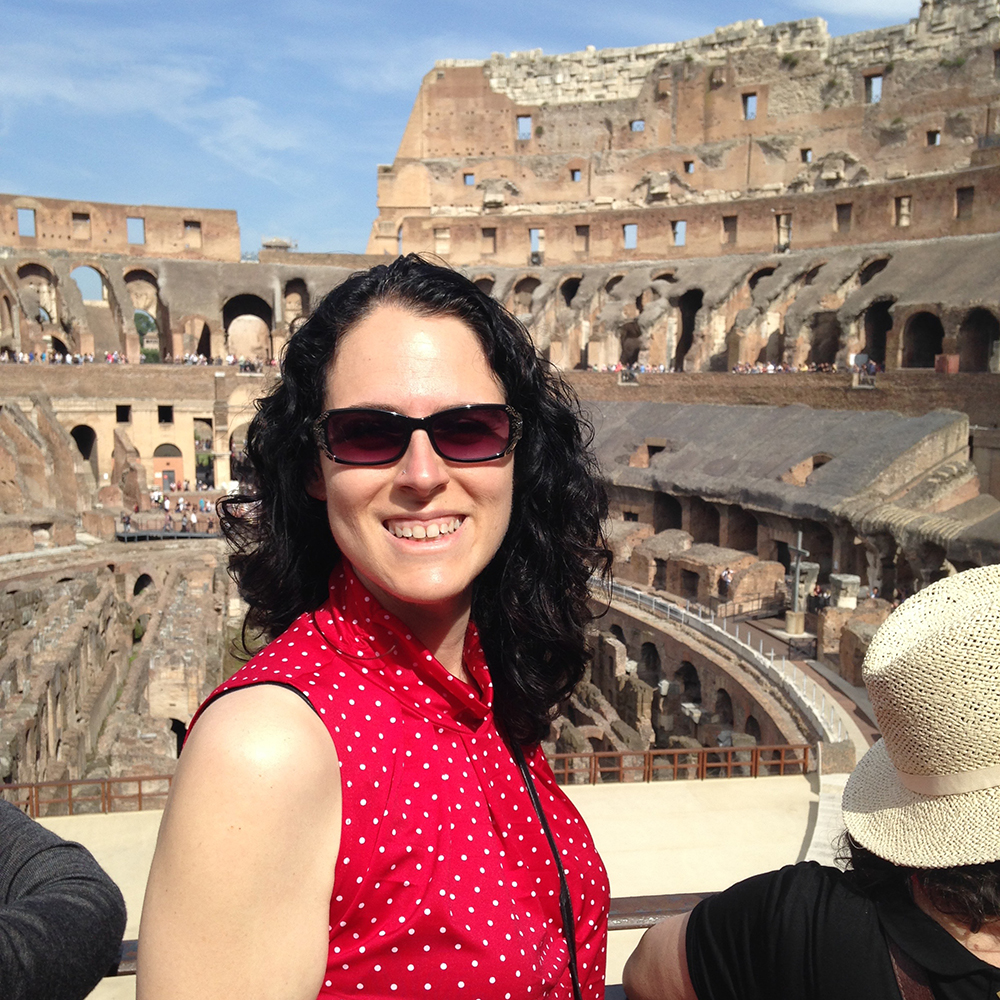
[137,255,612,1000]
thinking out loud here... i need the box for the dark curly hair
[839,832,1000,932]
[220,254,611,745]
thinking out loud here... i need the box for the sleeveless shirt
[194,562,609,999]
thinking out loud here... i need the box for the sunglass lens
[326,411,408,464]
[432,407,510,461]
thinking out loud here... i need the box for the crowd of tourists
[0,348,275,369]
[732,359,883,374]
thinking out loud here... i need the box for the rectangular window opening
[463,173,475,186]
[865,74,883,104]
[574,225,590,254]
[623,511,639,522]
[183,220,202,249]
[481,227,497,254]
[630,119,645,132]
[158,405,174,424]
[570,168,582,182]
[72,212,91,240]
[956,186,975,220]
[776,213,792,247]
[434,227,451,256]
[836,202,853,233]
[516,115,532,141]
[800,148,813,164]
[16,208,36,238]
[529,228,544,253]
[671,220,687,247]
[742,93,757,120]
[623,223,638,250]
[683,160,694,174]
[116,405,132,423]
[927,130,941,146]
[722,215,738,244]
[894,195,912,227]
[127,216,145,245]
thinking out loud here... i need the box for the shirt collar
[311,561,492,731]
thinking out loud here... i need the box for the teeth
[388,518,462,540]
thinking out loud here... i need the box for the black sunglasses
[312,404,522,466]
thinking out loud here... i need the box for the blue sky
[0,0,917,256]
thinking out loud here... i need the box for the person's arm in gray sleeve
[0,799,127,1000]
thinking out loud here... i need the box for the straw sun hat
[842,563,1000,868]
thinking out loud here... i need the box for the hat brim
[843,738,1000,868]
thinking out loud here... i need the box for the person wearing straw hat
[623,564,1000,1000]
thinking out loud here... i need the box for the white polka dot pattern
[192,563,610,999]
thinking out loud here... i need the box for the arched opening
[674,288,703,371]
[170,718,187,758]
[619,321,641,366]
[802,264,824,286]
[17,263,58,325]
[229,424,252,483]
[560,277,581,307]
[473,276,495,296]
[153,442,183,492]
[195,323,211,358]
[652,271,677,284]
[0,296,14,352]
[639,643,660,687]
[133,573,154,596]
[657,494,683,532]
[958,308,1000,372]
[126,270,167,359]
[714,688,734,727]
[748,267,776,291]
[70,265,105,303]
[223,294,273,359]
[50,336,69,355]
[745,715,762,741]
[512,277,540,315]
[902,312,944,368]
[605,275,624,296]
[808,312,842,365]
[863,300,893,366]
[756,330,785,365]
[858,257,890,286]
[283,279,310,326]
[194,418,215,489]
[674,662,701,704]
[70,425,99,481]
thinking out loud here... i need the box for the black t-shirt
[685,861,1000,1000]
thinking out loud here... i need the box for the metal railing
[548,744,810,784]
[1,774,172,818]
[605,579,846,743]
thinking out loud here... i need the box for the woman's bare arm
[137,685,341,1000]
[622,912,698,1000]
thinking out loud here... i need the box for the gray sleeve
[0,800,127,1000]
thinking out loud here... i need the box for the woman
[138,255,611,1000]
[623,564,1000,1000]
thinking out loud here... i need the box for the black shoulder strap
[511,741,583,1000]
[887,938,935,1000]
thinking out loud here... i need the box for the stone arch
[714,688,734,726]
[604,275,625,296]
[902,312,944,368]
[560,276,582,308]
[133,573,154,596]
[652,271,677,285]
[748,266,776,291]
[472,275,495,296]
[229,422,252,483]
[619,321,641,365]
[70,261,126,354]
[609,624,626,647]
[863,299,894,366]
[745,715,762,741]
[51,335,70,354]
[510,277,540,315]
[153,442,183,491]
[223,294,273,359]
[858,257,890,286]
[70,424,99,481]
[674,662,701,704]
[17,262,58,326]
[638,642,660,687]
[673,288,703,371]
[0,295,15,352]
[958,308,1000,372]
[808,312,842,365]
[125,269,170,359]
[283,279,310,326]
[180,314,219,360]
[801,263,825,286]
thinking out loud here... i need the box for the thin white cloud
[788,0,916,21]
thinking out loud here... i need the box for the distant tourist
[624,565,1000,1000]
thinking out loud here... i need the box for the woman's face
[310,304,515,625]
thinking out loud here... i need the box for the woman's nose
[394,430,450,494]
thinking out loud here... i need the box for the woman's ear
[305,463,327,501]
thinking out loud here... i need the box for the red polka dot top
[194,562,609,999]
